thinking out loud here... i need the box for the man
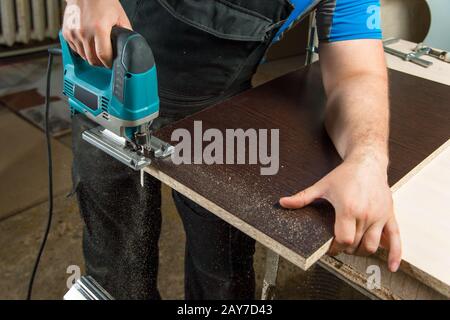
[63,0,401,300]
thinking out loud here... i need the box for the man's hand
[62,0,132,67]
[280,152,401,272]
[280,39,402,273]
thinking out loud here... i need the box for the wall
[380,0,430,42]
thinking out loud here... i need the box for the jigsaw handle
[61,26,155,102]
[60,26,154,70]
[110,27,156,102]
[110,27,155,72]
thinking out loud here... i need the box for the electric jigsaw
[59,27,173,170]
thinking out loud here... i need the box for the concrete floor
[0,55,365,300]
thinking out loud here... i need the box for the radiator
[0,0,65,47]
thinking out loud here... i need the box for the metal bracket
[413,43,450,63]
[383,38,433,68]
[305,12,318,66]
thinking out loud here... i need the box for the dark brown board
[145,63,450,269]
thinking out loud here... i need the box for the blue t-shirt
[275,0,382,43]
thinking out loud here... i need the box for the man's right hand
[62,0,132,68]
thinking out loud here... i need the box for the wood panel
[145,64,450,279]
[385,39,450,86]
[332,254,446,300]
[392,139,450,296]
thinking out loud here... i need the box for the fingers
[63,27,110,67]
[329,213,356,256]
[279,182,325,209]
[344,220,365,254]
[63,29,86,60]
[94,8,131,67]
[383,217,402,272]
[355,223,383,256]
[94,27,113,68]
[60,0,133,67]
[66,40,78,56]
[82,37,102,66]
[117,11,133,30]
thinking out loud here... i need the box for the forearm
[324,70,389,169]
[281,40,401,271]
[318,40,390,170]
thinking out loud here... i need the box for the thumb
[279,182,325,209]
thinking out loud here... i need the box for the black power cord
[26,47,62,300]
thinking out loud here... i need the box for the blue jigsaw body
[59,27,160,141]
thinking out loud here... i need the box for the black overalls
[71,0,293,299]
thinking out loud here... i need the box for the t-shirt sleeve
[316,0,382,42]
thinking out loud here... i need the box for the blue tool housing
[59,27,159,140]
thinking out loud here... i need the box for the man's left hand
[279,152,402,272]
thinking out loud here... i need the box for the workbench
[144,45,450,300]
